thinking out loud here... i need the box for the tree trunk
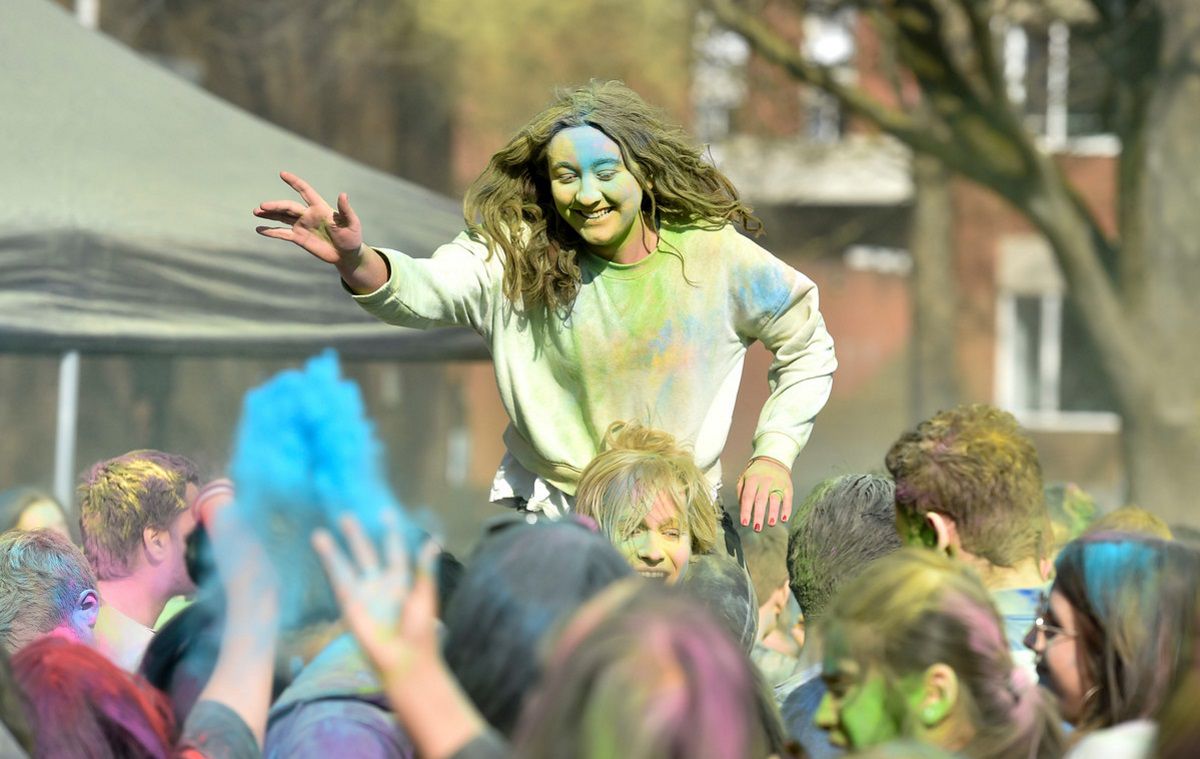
[1124,0,1200,525]
[909,153,961,422]
[1120,408,1200,527]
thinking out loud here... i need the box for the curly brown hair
[463,80,760,315]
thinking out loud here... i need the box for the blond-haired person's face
[616,492,691,584]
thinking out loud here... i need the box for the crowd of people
[1,387,1197,759]
[2,80,1197,757]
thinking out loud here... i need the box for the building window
[995,237,1120,432]
[692,13,750,143]
[1000,20,1114,150]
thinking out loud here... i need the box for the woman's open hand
[254,171,364,267]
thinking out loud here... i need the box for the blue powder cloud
[227,350,418,630]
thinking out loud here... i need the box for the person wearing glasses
[1025,534,1200,758]
[813,548,1064,759]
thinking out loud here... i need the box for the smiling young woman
[255,80,837,539]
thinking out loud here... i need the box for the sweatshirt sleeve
[351,232,497,335]
[731,234,837,468]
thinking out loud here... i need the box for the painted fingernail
[755,523,762,531]
[741,518,750,526]
[768,518,776,526]
[782,514,788,522]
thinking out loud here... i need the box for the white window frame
[997,18,1119,154]
[994,236,1121,433]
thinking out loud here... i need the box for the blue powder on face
[227,350,419,631]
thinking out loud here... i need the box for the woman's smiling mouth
[576,207,614,221]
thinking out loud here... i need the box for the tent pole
[54,350,81,511]
[75,0,99,30]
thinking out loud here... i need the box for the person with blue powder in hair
[254,80,836,537]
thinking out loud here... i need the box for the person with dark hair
[79,449,202,671]
[1026,535,1200,758]
[679,551,759,654]
[0,528,99,654]
[440,515,634,737]
[255,79,836,534]
[514,581,789,759]
[816,549,1065,759]
[1155,582,1200,759]
[886,404,1053,679]
[268,514,615,758]
[0,486,73,541]
[779,473,903,758]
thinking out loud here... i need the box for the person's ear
[1039,556,1055,582]
[75,588,99,628]
[924,512,959,555]
[917,663,959,728]
[143,525,168,562]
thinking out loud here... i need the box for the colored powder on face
[226,350,419,631]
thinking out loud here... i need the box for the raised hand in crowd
[188,490,281,750]
[313,514,486,759]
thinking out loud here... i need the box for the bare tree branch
[703,0,963,161]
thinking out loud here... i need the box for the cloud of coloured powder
[226,350,419,631]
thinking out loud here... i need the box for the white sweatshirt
[353,222,837,497]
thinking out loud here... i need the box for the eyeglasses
[1030,592,1077,644]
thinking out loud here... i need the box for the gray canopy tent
[1,0,487,503]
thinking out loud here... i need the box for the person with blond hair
[574,420,721,585]
[78,449,200,671]
[1082,505,1172,541]
[815,549,1064,759]
[255,80,836,533]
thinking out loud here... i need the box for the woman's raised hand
[254,171,364,267]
